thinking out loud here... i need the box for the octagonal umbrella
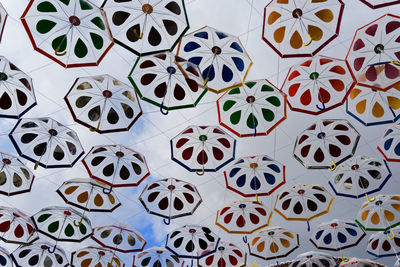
[367,226,400,258]
[377,122,400,162]
[289,251,337,267]
[71,246,125,267]
[198,241,245,267]
[132,246,183,267]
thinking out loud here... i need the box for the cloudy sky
[0,0,399,266]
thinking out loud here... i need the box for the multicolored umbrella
[129,52,206,114]
[0,206,38,245]
[263,0,345,58]
[339,258,384,266]
[248,226,299,261]
[0,152,34,196]
[11,241,69,267]
[359,0,400,9]
[21,0,114,68]
[64,74,142,133]
[177,26,252,94]
[310,219,366,251]
[274,184,334,230]
[355,194,400,231]
[0,2,7,43]
[224,155,285,198]
[170,126,236,174]
[82,144,150,191]
[198,241,245,267]
[329,156,392,199]
[9,117,85,169]
[0,56,36,119]
[216,79,287,137]
[293,119,360,169]
[216,200,273,234]
[289,251,337,267]
[346,83,400,126]
[367,226,400,258]
[281,55,355,115]
[71,246,124,267]
[132,247,183,267]
[101,0,189,56]
[139,177,202,224]
[0,246,12,267]
[346,14,400,92]
[91,222,146,253]
[378,122,400,162]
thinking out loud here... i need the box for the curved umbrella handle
[365,193,376,202]
[341,254,349,262]
[255,194,262,204]
[163,217,171,225]
[103,185,113,194]
[133,29,143,39]
[54,46,66,56]
[195,166,205,176]
[73,217,83,227]
[391,60,400,66]
[307,221,310,232]
[160,102,169,115]
[203,77,209,87]
[89,121,100,132]
[242,235,247,243]
[316,102,326,111]
[34,161,39,170]
[253,118,257,137]
[388,229,395,239]
[303,34,312,46]
[328,161,336,171]
[48,245,57,254]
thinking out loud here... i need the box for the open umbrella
[198,241,245,267]
[339,258,385,266]
[367,226,400,258]
[289,251,337,267]
[132,246,183,267]
[377,122,400,162]
[71,246,124,267]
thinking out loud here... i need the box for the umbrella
[355,194,400,231]
[82,144,150,192]
[367,226,400,258]
[346,13,400,92]
[0,206,38,245]
[224,155,286,198]
[177,26,253,94]
[139,177,202,224]
[360,0,400,9]
[377,122,400,162]
[0,246,12,267]
[101,0,189,56]
[21,0,114,68]
[0,152,34,196]
[0,2,7,43]
[128,52,206,114]
[170,125,236,174]
[263,0,345,58]
[329,156,392,198]
[274,184,334,231]
[8,117,85,169]
[310,219,366,251]
[289,251,337,267]
[71,246,124,267]
[132,246,183,267]
[91,222,146,253]
[216,79,287,137]
[346,83,400,126]
[0,56,36,119]
[339,258,385,266]
[64,74,142,133]
[198,241,245,267]
[248,226,299,261]
[281,55,355,115]
[11,241,69,267]
[293,119,360,169]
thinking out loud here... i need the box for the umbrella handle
[388,229,395,239]
[303,34,312,46]
[103,185,113,194]
[316,102,326,111]
[365,193,376,202]
[391,60,400,66]
[328,161,336,171]
[48,245,57,254]
[34,161,39,170]
[341,254,349,262]
[89,121,100,132]
[276,261,280,267]
[253,119,257,137]
[73,217,83,227]
[196,166,205,176]
[255,194,262,204]
[54,46,66,56]
[133,29,143,39]
[203,77,209,86]
[307,221,310,232]
[243,235,247,243]
[160,102,169,115]
[163,217,171,225]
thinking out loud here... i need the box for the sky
[0,0,399,266]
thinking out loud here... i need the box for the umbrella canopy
[0,56,36,119]
[339,258,384,266]
[0,206,38,245]
[9,117,84,169]
[64,74,142,133]
[101,0,189,56]
[132,246,183,267]
[216,200,273,234]
[129,52,206,113]
[198,241,245,267]
[346,13,400,92]
[289,251,337,267]
[359,0,400,9]
[11,241,69,267]
[0,2,7,43]
[263,0,345,58]
[91,222,146,253]
[224,155,285,198]
[377,122,400,162]
[82,144,150,188]
[56,178,121,212]
[139,177,202,221]
[0,246,12,267]
[71,246,124,267]
[367,226,400,258]
[346,83,400,126]
[0,152,34,196]
[274,184,334,222]
[21,0,114,68]
[281,55,355,115]
[328,156,392,198]
[217,79,287,137]
[248,226,299,261]
[310,219,366,251]
[355,194,400,231]
[177,26,253,94]
[170,125,236,173]
[293,119,360,169]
